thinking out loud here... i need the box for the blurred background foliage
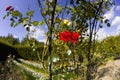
[1,0,119,80]
[0,34,120,80]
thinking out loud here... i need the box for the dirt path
[95,60,120,80]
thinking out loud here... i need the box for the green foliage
[14,45,44,61]
[0,40,16,60]
[56,5,62,12]
[26,10,34,17]
[39,20,44,26]
[3,12,9,19]
[21,70,37,80]
[13,59,49,80]
[0,34,20,45]
[3,0,114,80]
[99,35,120,57]
[0,37,44,61]
[11,10,22,17]
[33,21,39,26]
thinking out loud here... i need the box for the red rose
[6,6,12,11]
[60,30,72,42]
[71,32,79,43]
[59,30,80,43]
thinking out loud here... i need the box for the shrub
[14,45,44,61]
[0,40,17,61]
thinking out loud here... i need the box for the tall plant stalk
[37,0,57,79]
[48,0,57,79]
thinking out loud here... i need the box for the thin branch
[37,0,49,27]
[88,1,103,61]
[57,0,68,29]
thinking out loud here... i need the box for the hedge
[0,40,44,61]
[14,45,44,61]
[0,40,17,60]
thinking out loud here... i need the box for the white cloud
[13,35,18,38]
[30,27,45,38]
[103,6,115,20]
[96,28,108,40]
[117,26,120,31]
[116,25,120,35]
[92,5,120,40]
[86,28,109,41]
[25,25,46,43]
[39,38,46,43]
[111,16,120,26]
[116,6,120,11]
[96,26,120,41]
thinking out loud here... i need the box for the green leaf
[22,20,26,25]
[42,11,47,16]
[100,0,103,2]
[104,19,109,23]
[71,14,76,21]
[24,17,30,21]
[10,22,14,27]
[10,18,14,21]
[99,25,103,28]
[51,1,55,7]
[66,10,70,15]
[3,12,9,19]
[107,23,110,27]
[26,27,30,31]
[64,44,69,50]
[78,54,84,62]
[14,22,19,27]
[39,20,44,26]
[76,19,80,24]
[107,8,110,11]
[56,6,62,12]
[33,21,39,26]
[3,14,7,19]
[76,0,80,4]
[11,10,22,17]
[26,10,34,17]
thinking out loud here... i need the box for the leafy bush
[98,35,120,58]
[0,40,17,60]
[0,40,44,61]
[14,45,44,61]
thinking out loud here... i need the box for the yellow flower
[63,19,69,24]
[67,22,72,26]
[59,18,62,21]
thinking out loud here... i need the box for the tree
[0,34,20,45]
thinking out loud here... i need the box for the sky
[0,0,47,42]
[96,0,120,40]
[0,0,120,42]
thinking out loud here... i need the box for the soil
[95,60,120,80]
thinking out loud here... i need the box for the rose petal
[6,6,12,11]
